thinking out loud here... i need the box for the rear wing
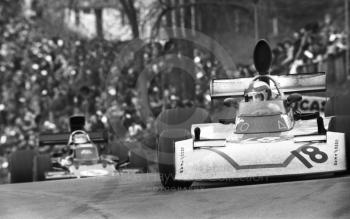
[39,131,108,146]
[210,72,326,99]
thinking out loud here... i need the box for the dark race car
[9,116,146,183]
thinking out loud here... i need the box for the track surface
[0,174,350,219]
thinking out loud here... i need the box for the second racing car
[9,115,147,182]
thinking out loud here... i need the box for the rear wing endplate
[210,72,326,99]
[39,131,108,146]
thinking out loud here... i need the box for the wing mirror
[287,93,302,104]
[223,98,237,107]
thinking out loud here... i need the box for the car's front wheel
[328,116,350,173]
[128,149,148,173]
[34,154,51,181]
[158,129,193,189]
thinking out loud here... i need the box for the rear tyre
[158,129,193,189]
[9,150,35,183]
[34,154,51,181]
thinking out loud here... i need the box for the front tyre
[34,154,51,181]
[128,149,148,173]
[328,116,350,173]
[158,129,193,189]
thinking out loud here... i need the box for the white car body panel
[175,118,346,181]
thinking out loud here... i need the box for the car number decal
[204,143,328,170]
[291,145,328,168]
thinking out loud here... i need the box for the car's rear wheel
[34,154,51,181]
[9,149,35,183]
[158,129,193,188]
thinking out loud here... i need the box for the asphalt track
[0,173,350,219]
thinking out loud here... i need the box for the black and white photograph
[0,0,349,218]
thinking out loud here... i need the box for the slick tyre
[9,149,35,183]
[157,107,211,188]
[328,116,350,172]
[34,154,51,181]
[158,129,192,189]
[156,107,211,135]
[328,116,350,147]
[129,149,148,173]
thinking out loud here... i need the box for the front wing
[45,164,116,180]
[174,131,346,181]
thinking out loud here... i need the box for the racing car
[9,116,147,183]
[157,39,349,188]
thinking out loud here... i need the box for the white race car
[157,39,349,188]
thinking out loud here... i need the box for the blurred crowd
[235,18,347,76]
[0,15,225,156]
[0,17,119,153]
[270,19,346,75]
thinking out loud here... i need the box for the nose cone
[253,39,272,75]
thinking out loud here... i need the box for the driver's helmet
[244,80,272,102]
[71,133,89,144]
